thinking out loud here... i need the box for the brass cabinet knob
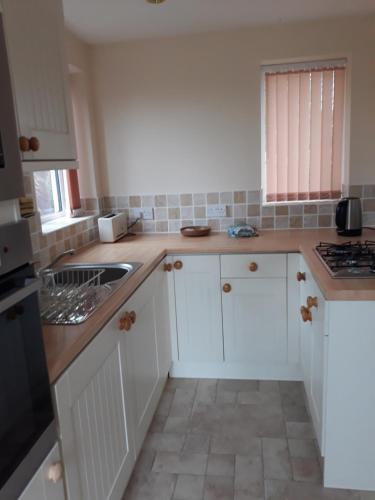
[29,136,40,152]
[307,296,318,309]
[297,271,306,282]
[300,305,312,323]
[222,283,232,293]
[47,462,63,483]
[19,136,30,152]
[129,310,136,324]
[174,260,183,270]
[163,263,173,272]
[249,262,258,272]
[119,312,132,331]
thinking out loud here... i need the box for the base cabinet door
[19,444,65,500]
[54,320,135,500]
[222,278,287,364]
[298,256,326,451]
[124,267,169,455]
[173,255,223,363]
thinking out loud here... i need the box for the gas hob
[315,241,375,278]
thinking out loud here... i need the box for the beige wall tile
[234,191,246,204]
[248,205,260,216]
[142,195,155,207]
[276,205,289,216]
[363,199,375,211]
[303,204,317,214]
[261,217,274,229]
[193,193,206,205]
[180,193,193,206]
[168,207,181,219]
[156,221,168,232]
[290,216,303,228]
[167,194,180,207]
[207,192,219,204]
[129,195,141,207]
[155,194,167,207]
[194,206,206,218]
[304,215,318,227]
[220,192,233,204]
[318,215,332,227]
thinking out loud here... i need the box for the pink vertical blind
[265,62,346,202]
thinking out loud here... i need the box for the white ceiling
[63,0,375,44]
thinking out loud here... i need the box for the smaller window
[34,169,70,222]
[262,58,347,203]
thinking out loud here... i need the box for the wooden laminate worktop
[44,228,375,383]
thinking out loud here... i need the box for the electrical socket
[206,204,227,218]
[132,207,154,220]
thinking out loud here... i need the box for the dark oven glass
[0,266,54,491]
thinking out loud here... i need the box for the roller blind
[263,59,346,202]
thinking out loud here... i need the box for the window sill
[41,214,97,235]
[262,199,340,207]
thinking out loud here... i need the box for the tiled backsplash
[22,175,375,269]
[101,186,375,234]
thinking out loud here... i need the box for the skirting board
[169,361,302,381]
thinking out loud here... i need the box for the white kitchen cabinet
[172,255,223,363]
[124,262,171,455]
[298,256,327,452]
[1,0,77,166]
[54,313,135,500]
[221,277,287,364]
[19,444,65,500]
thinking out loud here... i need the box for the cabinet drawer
[221,254,287,278]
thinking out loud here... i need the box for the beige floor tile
[216,391,237,404]
[204,475,234,500]
[153,452,208,475]
[144,432,186,453]
[286,422,315,439]
[124,472,176,500]
[234,481,264,500]
[282,404,310,422]
[291,457,322,483]
[195,380,217,404]
[173,474,205,500]
[262,438,292,480]
[167,378,198,391]
[164,417,191,434]
[288,439,318,458]
[265,479,362,500]
[207,454,235,477]
[218,379,259,393]
[259,381,280,393]
[235,455,263,489]
[183,434,210,454]
[238,391,282,406]
[211,435,262,456]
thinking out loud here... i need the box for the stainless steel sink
[40,262,142,325]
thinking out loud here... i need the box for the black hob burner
[315,240,375,278]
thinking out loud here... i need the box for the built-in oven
[0,12,24,202]
[0,222,56,500]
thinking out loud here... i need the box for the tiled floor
[123,378,374,500]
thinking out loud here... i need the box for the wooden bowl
[180,226,211,237]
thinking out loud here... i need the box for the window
[34,170,69,221]
[34,168,82,222]
[262,58,347,203]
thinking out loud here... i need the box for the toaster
[98,213,128,242]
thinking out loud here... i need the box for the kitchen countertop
[44,228,375,383]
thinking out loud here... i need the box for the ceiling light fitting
[146,0,166,4]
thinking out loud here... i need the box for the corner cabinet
[53,261,171,500]
[1,0,77,165]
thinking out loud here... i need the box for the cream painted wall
[64,30,101,198]
[92,16,375,195]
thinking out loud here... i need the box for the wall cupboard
[1,0,77,169]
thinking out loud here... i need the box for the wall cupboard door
[54,317,135,500]
[2,0,77,162]
[19,444,65,500]
[124,267,168,455]
[173,255,223,363]
[222,278,287,363]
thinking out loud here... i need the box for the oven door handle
[0,279,41,315]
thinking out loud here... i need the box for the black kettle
[335,197,362,236]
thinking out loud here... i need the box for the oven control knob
[47,462,63,483]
